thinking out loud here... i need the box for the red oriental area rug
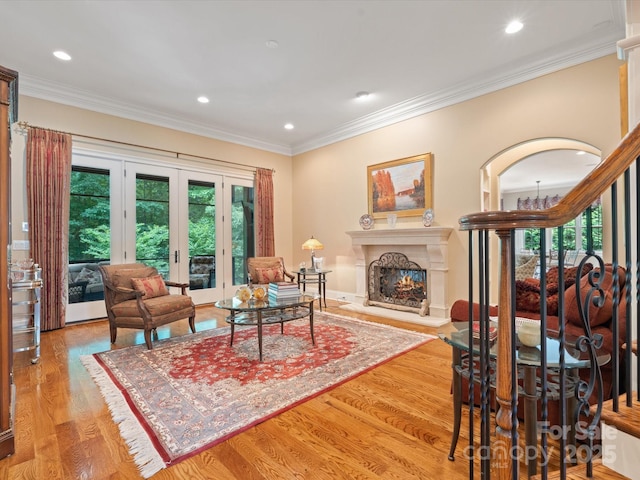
[81,312,435,478]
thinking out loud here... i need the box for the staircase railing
[457,121,640,479]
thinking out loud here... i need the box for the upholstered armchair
[98,263,196,349]
[247,256,295,286]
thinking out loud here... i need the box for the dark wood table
[215,294,316,361]
[295,269,330,311]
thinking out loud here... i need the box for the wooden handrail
[460,121,640,231]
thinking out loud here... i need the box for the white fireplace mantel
[346,227,453,320]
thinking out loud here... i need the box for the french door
[67,150,254,322]
[176,171,224,304]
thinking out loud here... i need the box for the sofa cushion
[546,264,591,289]
[515,280,559,316]
[131,274,169,299]
[449,299,498,322]
[515,264,593,316]
[111,294,193,318]
[76,267,96,283]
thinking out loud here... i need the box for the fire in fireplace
[366,252,428,315]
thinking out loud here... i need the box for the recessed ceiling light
[53,50,72,61]
[356,91,370,100]
[197,96,210,104]
[576,150,586,155]
[284,123,294,130]
[266,40,279,49]
[505,20,523,34]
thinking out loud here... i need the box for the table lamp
[302,236,323,269]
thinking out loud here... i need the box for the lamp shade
[302,236,323,251]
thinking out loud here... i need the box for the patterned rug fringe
[81,355,165,478]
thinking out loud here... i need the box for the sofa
[450,263,627,426]
[68,262,107,301]
[189,255,215,289]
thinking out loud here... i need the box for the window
[521,203,602,253]
[188,180,217,289]
[231,185,254,285]
[69,166,111,263]
[581,205,603,252]
[551,218,576,251]
[68,166,111,303]
[135,174,170,276]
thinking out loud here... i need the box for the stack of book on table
[472,321,498,342]
[268,282,301,301]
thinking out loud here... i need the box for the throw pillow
[76,267,95,283]
[564,265,625,328]
[546,264,593,289]
[515,280,559,316]
[515,280,542,313]
[515,255,538,281]
[255,266,284,284]
[515,254,535,267]
[131,274,169,299]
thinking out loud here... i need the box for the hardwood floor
[0,301,510,479]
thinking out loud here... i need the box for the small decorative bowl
[517,322,541,347]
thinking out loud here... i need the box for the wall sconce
[301,236,323,268]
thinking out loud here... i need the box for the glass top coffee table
[215,294,317,361]
[439,321,610,476]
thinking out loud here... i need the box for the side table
[439,321,610,477]
[295,269,330,311]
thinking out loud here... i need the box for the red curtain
[26,128,72,331]
[255,168,275,256]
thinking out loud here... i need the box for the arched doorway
[480,138,601,301]
[480,138,600,211]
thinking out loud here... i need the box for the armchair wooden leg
[188,315,196,333]
[144,329,153,349]
[109,324,117,344]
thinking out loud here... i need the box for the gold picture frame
[367,153,432,219]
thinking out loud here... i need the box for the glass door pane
[178,171,223,304]
[67,155,123,323]
[226,180,254,289]
[124,163,179,280]
[135,174,171,277]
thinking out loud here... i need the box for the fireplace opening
[366,252,428,315]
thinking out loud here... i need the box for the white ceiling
[0,0,626,156]
[499,149,601,193]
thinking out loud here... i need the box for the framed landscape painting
[367,153,432,219]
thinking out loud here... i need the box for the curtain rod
[15,121,274,174]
